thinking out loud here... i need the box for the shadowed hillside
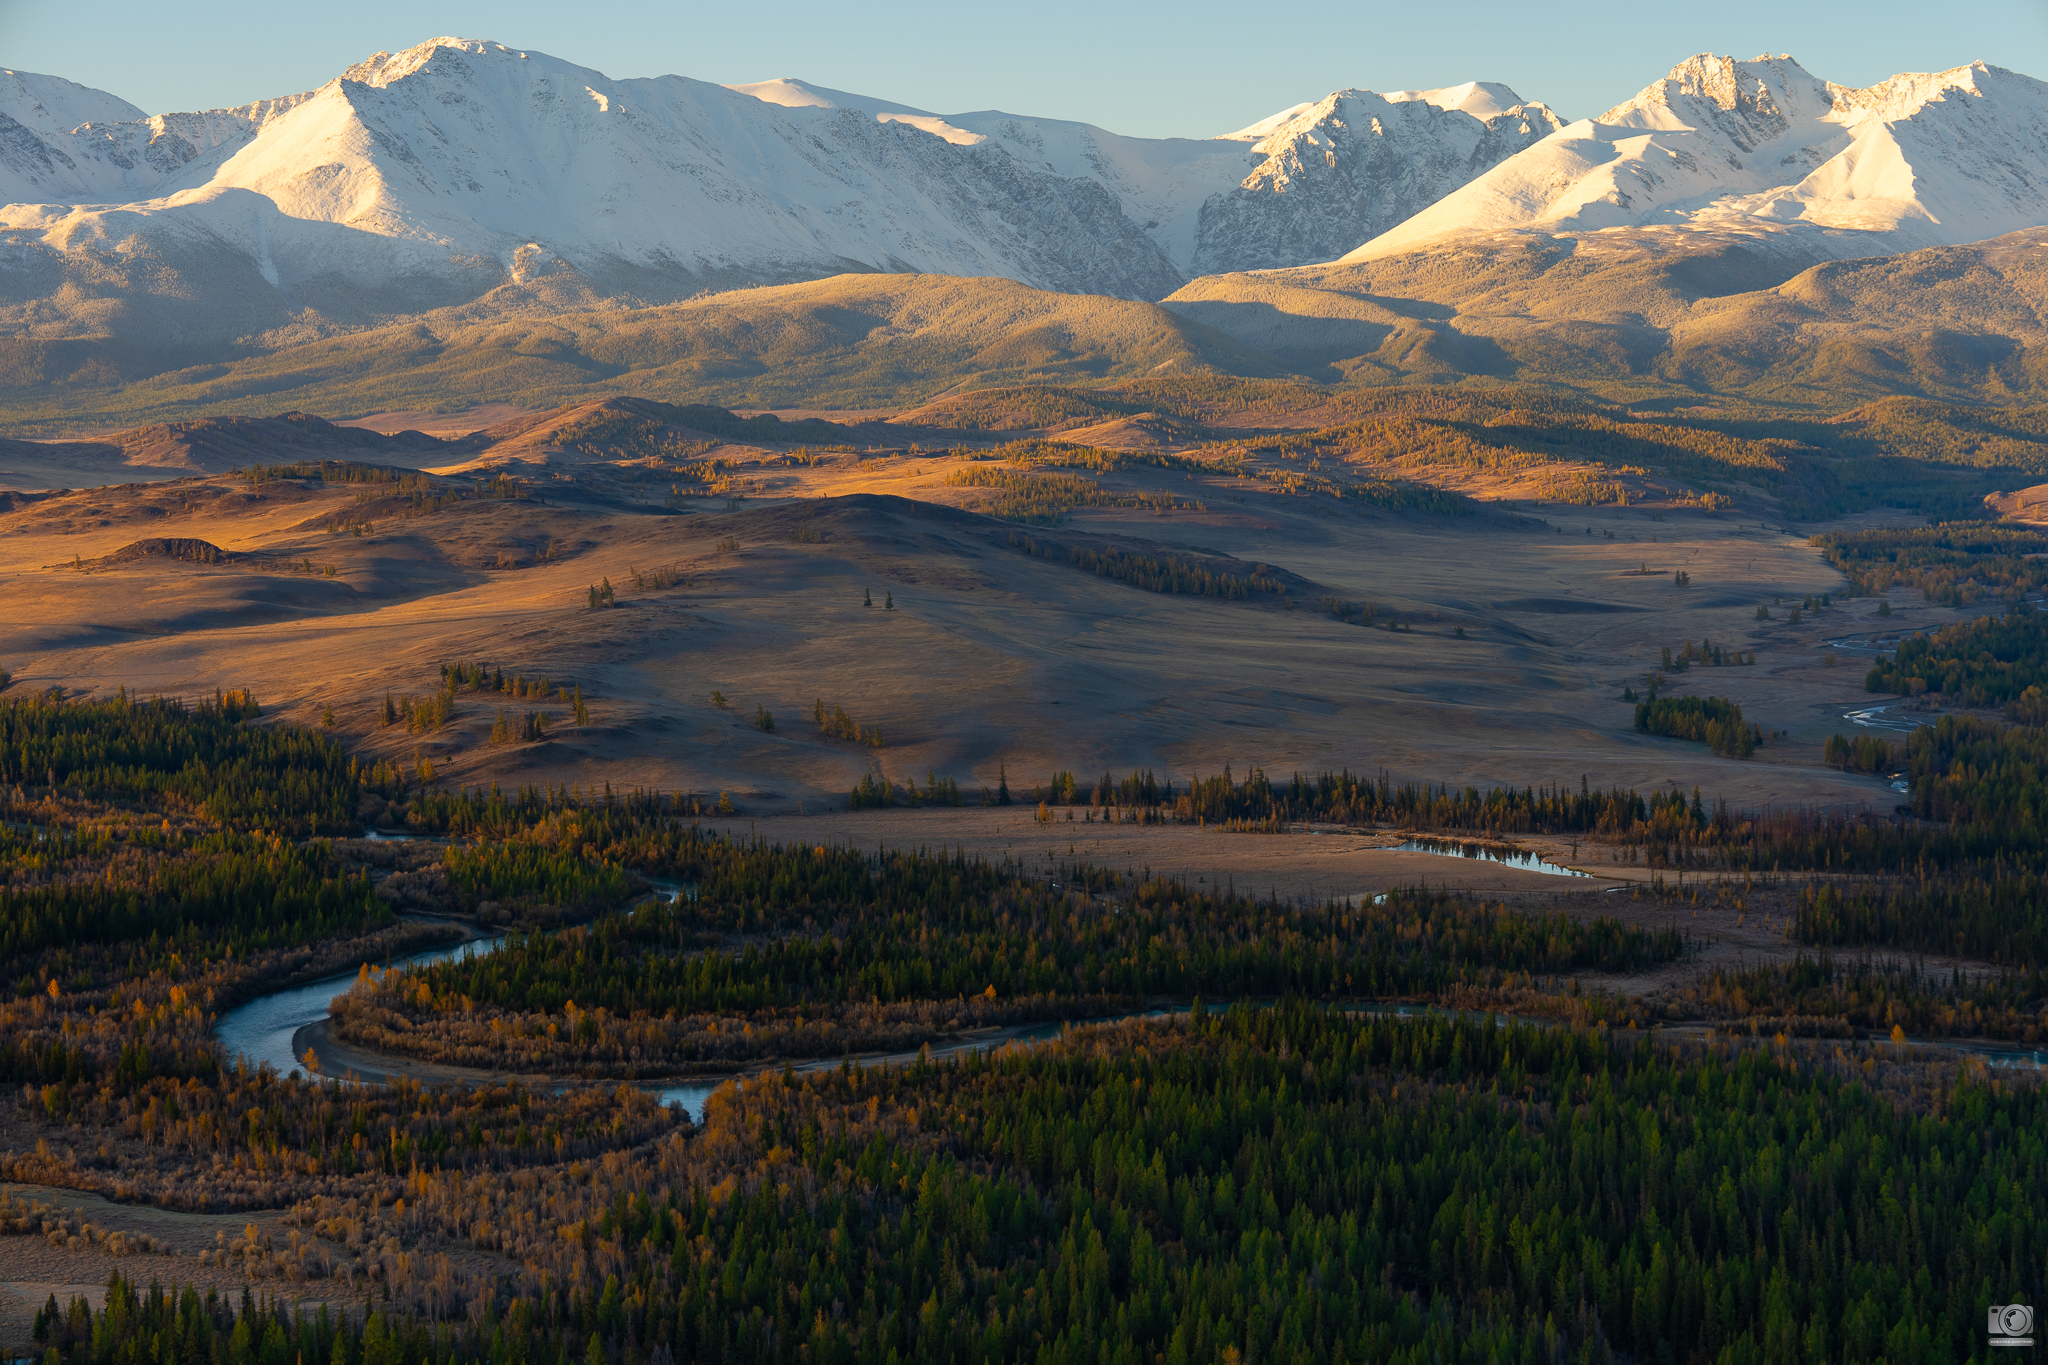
[1167,228,2048,406]
[0,275,1292,436]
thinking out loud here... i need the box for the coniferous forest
[0,686,2043,1365]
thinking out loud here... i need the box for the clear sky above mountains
[5,0,2044,137]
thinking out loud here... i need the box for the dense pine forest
[2,686,2045,1365]
[24,1011,2046,1365]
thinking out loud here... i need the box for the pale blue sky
[4,0,2044,137]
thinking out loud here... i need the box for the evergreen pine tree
[864,588,873,607]
[885,591,894,609]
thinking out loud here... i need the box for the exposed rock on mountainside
[1192,86,1563,273]
[735,78,1563,275]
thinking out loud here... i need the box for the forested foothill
[4,676,2047,1365]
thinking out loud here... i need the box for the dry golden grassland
[0,402,1960,830]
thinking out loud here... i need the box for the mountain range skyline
[3,34,2046,429]
[3,39,2041,306]
[5,0,2045,141]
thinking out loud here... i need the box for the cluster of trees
[1815,523,2048,604]
[0,822,385,965]
[1822,732,1895,775]
[1540,471,1631,505]
[630,564,684,589]
[1068,546,1283,600]
[243,461,440,489]
[551,398,848,453]
[814,700,882,747]
[991,436,1197,470]
[1674,951,2048,1041]
[442,662,575,703]
[488,709,553,745]
[1865,604,2048,706]
[1661,639,1752,670]
[1635,696,1761,759]
[382,689,451,733]
[0,690,359,834]
[945,465,1195,525]
[848,771,963,809]
[1003,528,1288,601]
[1033,769,1172,808]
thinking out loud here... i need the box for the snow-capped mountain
[0,38,1185,323]
[1344,55,2048,262]
[0,41,1563,340]
[8,40,2039,353]
[735,78,1563,274]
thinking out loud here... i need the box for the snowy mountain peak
[1599,52,1834,146]
[339,36,529,90]
[1344,53,2048,263]
[1222,82,1549,142]
[1386,81,1540,121]
[0,68,145,133]
[1221,103,1317,141]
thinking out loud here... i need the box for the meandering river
[213,886,2043,1117]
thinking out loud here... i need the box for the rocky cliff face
[1193,88,1564,274]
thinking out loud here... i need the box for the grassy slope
[1167,229,2048,409]
[4,231,2047,439]
[0,275,1292,436]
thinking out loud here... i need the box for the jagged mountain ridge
[0,38,1560,345]
[1347,54,2048,262]
[733,77,1563,274]
[0,38,1184,338]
